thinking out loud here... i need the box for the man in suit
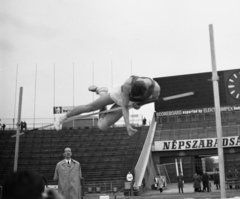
[54,147,82,199]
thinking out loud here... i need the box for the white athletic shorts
[109,84,134,107]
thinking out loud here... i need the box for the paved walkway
[83,182,240,199]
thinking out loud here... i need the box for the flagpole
[73,63,75,128]
[209,24,226,198]
[13,64,18,130]
[53,63,55,123]
[33,64,37,129]
[92,62,95,126]
[131,59,134,125]
[14,87,23,172]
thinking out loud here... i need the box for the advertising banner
[153,136,240,151]
[155,105,240,117]
[53,106,73,114]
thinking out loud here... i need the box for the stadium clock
[227,70,240,101]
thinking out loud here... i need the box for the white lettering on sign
[155,105,240,117]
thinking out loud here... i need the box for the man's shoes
[88,85,98,92]
[88,86,108,94]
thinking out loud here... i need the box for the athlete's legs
[98,103,123,130]
[54,91,114,130]
[66,93,113,118]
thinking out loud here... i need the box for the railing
[0,117,149,131]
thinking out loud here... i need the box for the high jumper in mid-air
[54,75,161,136]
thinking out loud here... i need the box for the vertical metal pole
[209,24,226,198]
[33,64,37,129]
[13,64,18,130]
[180,158,183,174]
[73,63,75,129]
[14,87,23,172]
[92,62,95,126]
[54,64,55,123]
[73,62,75,108]
[175,159,179,176]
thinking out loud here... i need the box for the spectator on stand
[23,121,27,130]
[142,117,146,126]
[20,121,24,131]
[2,124,6,131]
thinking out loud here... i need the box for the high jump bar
[12,91,194,137]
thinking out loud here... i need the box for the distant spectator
[142,117,146,126]
[227,169,234,189]
[208,180,212,192]
[233,168,240,188]
[2,124,6,131]
[126,171,133,182]
[202,172,210,192]
[0,119,2,130]
[213,170,220,190]
[193,173,201,192]
[157,175,165,193]
[23,121,27,130]
[177,172,184,193]
[20,121,24,131]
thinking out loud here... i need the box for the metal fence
[0,116,149,131]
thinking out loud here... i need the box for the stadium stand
[0,126,149,194]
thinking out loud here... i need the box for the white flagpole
[14,87,23,172]
[33,64,37,129]
[180,158,183,174]
[92,62,95,126]
[175,159,179,176]
[209,24,226,198]
[53,64,55,122]
[73,63,75,128]
[13,64,18,129]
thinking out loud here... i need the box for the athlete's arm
[152,80,161,99]
[121,77,138,136]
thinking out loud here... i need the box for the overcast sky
[1,0,240,125]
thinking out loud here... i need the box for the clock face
[227,71,240,101]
